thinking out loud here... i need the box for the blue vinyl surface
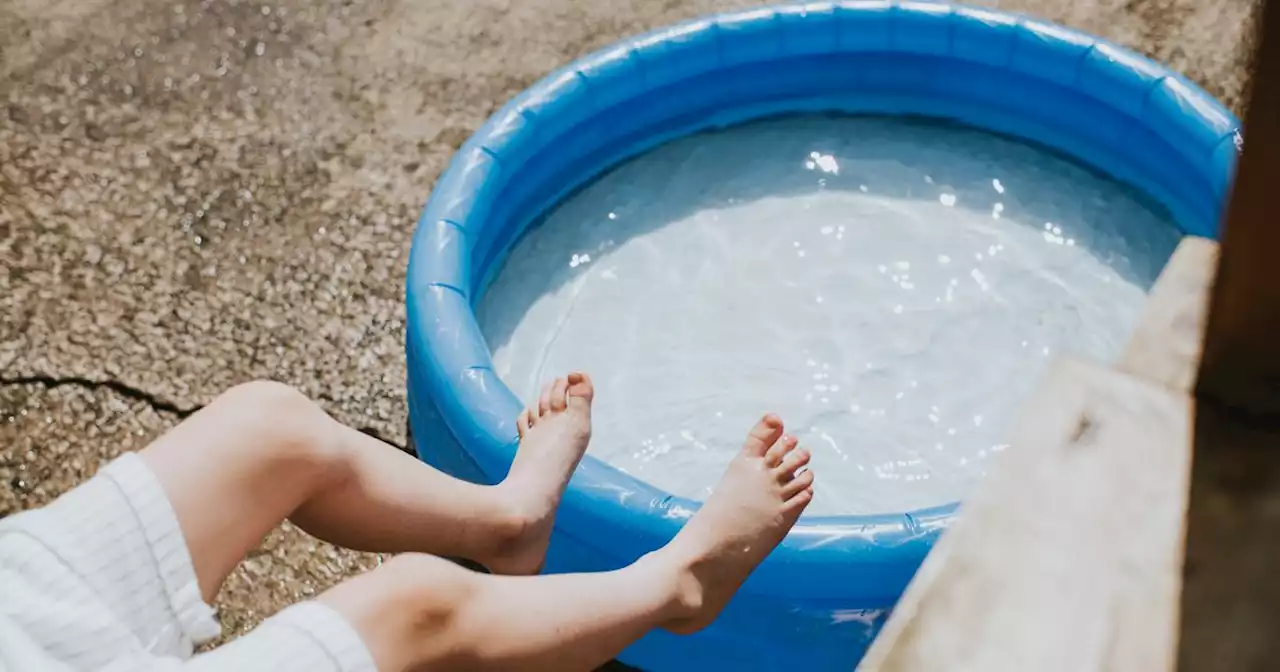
[405,3,1238,670]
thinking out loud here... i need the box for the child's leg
[312,415,814,672]
[313,554,675,672]
[141,374,595,602]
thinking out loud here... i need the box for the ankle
[637,549,705,623]
[475,484,556,575]
[494,476,557,523]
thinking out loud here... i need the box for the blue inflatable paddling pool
[405,3,1238,669]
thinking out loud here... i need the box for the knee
[221,379,312,407]
[382,553,479,599]
[382,554,485,634]
[323,554,484,670]
[213,380,344,467]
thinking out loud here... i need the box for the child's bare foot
[485,372,594,575]
[657,413,814,634]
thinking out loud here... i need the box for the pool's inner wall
[406,3,1238,670]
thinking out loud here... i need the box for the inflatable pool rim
[406,1,1238,667]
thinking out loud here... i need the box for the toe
[566,371,594,406]
[781,468,814,499]
[775,446,811,480]
[517,409,532,439]
[538,382,553,416]
[782,487,814,514]
[764,434,798,467]
[741,414,784,457]
[550,377,569,412]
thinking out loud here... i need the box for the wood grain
[1118,236,1218,394]
[859,358,1192,672]
[1179,2,1280,669]
[1197,0,1280,414]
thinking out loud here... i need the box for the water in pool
[477,115,1182,516]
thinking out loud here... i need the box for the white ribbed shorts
[0,453,377,672]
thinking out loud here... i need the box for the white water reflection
[478,115,1182,515]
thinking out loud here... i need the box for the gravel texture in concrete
[0,0,1258,657]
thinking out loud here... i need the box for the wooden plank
[1179,405,1280,671]
[858,358,1191,672]
[1196,0,1280,412]
[1178,3,1280,668]
[1117,236,1218,393]
[858,2,1279,666]
[860,233,1212,671]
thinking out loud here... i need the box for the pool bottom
[477,115,1183,516]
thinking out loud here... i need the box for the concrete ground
[0,0,1259,661]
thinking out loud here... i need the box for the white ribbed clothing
[0,453,378,672]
